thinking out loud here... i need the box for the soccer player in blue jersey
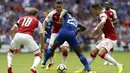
[40,12,53,47]
[42,13,95,73]
[40,11,53,60]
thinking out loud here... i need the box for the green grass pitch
[0,51,129,73]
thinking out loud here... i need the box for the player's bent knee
[33,49,41,55]
[90,48,99,57]
[98,48,107,58]
[35,53,42,59]
[90,52,97,57]
[98,52,107,58]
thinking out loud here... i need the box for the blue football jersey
[54,13,83,47]
[62,13,79,32]
[40,18,53,37]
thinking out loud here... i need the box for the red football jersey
[105,9,117,22]
[100,13,117,40]
[16,16,42,37]
[45,10,62,33]
[52,12,62,33]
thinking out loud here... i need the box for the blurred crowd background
[0,0,130,52]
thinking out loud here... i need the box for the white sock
[104,54,120,66]
[104,52,112,62]
[31,56,41,68]
[62,56,67,64]
[87,56,95,65]
[7,52,13,67]
[108,52,112,56]
[49,57,54,64]
[83,56,95,70]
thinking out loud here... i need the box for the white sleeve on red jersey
[95,13,107,29]
[37,21,43,34]
[17,19,20,23]
[14,19,21,28]
[45,10,56,23]
[14,24,18,28]
[100,13,107,21]
[110,9,117,19]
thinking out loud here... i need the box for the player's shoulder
[48,10,57,15]
[100,12,107,17]
[110,8,116,13]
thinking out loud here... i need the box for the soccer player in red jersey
[41,0,68,70]
[74,4,123,73]
[100,1,118,65]
[7,8,44,73]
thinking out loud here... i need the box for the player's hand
[59,16,63,22]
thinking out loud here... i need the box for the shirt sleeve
[112,9,118,19]
[37,21,43,34]
[100,13,107,21]
[13,24,18,29]
[45,11,54,23]
[15,19,20,28]
[17,19,20,23]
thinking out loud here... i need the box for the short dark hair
[28,8,39,16]
[92,4,102,10]
[56,0,63,4]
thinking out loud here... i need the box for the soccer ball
[57,64,67,73]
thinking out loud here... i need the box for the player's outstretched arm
[39,33,44,53]
[42,20,47,33]
[95,30,103,42]
[38,21,44,52]
[92,13,107,36]
[77,23,86,33]
[42,11,53,32]
[59,9,67,20]
[10,24,18,39]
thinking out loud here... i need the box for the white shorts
[10,33,40,54]
[96,38,117,52]
[48,33,69,48]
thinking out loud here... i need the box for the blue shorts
[55,28,79,47]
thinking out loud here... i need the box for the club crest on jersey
[110,12,113,15]
[54,15,57,19]
[54,21,62,24]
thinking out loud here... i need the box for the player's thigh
[10,33,22,50]
[98,47,107,56]
[48,33,57,48]
[68,36,79,48]
[54,34,64,46]
[96,39,113,52]
[112,40,117,50]
[68,37,80,55]
[90,48,99,56]
[24,36,40,54]
[10,39,20,50]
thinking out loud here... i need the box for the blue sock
[43,49,47,58]
[79,54,91,72]
[42,48,54,65]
